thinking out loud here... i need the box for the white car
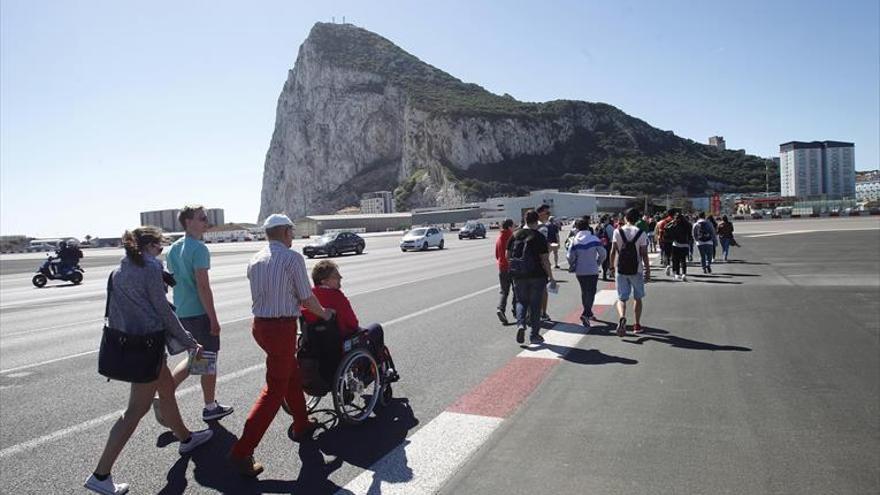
[400,227,444,251]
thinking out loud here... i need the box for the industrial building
[139,208,224,232]
[476,190,635,224]
[293,207,483,237]
[359,191,395,214]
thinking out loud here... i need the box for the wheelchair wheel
[281,393,322,416]
[332,348,380,425]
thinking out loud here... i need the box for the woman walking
[667,212,693,281]
[85,227,212,495]
[717,215,735,262]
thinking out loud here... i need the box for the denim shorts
[615,273,645,301]
[181,314,220,352]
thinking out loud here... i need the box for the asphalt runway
[0,217,878,494]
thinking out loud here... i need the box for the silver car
[400,227,444,251]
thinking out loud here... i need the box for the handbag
[98,273,165,383]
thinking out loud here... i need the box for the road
[0,217,878,494]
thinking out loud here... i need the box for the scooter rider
[56,240,83,276]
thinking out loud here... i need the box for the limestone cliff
[259,23,776,220]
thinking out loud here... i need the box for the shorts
[180,314,220,352]
[615,273,645,301]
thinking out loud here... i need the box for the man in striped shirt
[229,213,333,478]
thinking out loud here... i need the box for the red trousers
[230,317,309,459]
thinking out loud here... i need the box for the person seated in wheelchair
[301,260,395,377]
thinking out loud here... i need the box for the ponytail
[122,226,164,267]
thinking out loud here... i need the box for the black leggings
[672,246,689,275]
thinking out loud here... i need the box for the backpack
[596,224,609,246]
[508,230,538,277]
[617,228,643,276]
[697,221,713,242]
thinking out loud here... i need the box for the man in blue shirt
[155,205,233,425]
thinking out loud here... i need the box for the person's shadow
[318,397,418,494]
[624,328,752,352]
[157,398,418,494]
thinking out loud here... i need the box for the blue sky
[2,0,878,238]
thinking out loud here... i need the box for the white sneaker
[84,474,129,495]
[665,266,672,276]
[179,428,213,454]
[681,274,687,282]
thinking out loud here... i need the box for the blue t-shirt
[166,236,210,318]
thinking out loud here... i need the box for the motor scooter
[32,255,84,287]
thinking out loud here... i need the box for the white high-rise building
[779,141,855,199]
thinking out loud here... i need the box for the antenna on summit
[331,16,335,23]
[342,16,346,24]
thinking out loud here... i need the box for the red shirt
[495,229,513,272]
[301,286,359,339]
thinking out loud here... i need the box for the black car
[303,232,365,258]
[458,222,487,239]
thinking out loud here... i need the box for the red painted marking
[447,357,557,418]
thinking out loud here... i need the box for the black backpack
[508,230,538,278]
[697,221,713,242]
[617,228,643,276]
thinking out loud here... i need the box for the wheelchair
[282,315,399,425]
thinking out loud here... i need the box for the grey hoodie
[566,230,607,276]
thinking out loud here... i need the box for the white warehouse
[477,189,635,223]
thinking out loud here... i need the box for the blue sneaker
[529,333,545,344]
[203,401,234,421]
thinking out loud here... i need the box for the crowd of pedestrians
[85,201,736,494]
[494,205,735,344]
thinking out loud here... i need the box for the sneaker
[291,419,320,442]
[516,326,525,344]
[203,402,234,421]
[632,323,643,334]
[540,313,551,322]
[84,474,129,495]
[580,315,590,328]
[229,453,264,478]
[616,317,627,337]
[665,266,672,276]
[681,274,687,282]
[152,397,167,428]
[702,266,708,274]
[179,428,213,454]
[496,309,509,325]
[707,266,712,273]
[529,333,545,344]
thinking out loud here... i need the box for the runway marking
[0,267,496,374]
[593,289,618,306]
[338,289,617,495]
[0,363,265,460]
[0,283,503,458]
[744,226,879,238]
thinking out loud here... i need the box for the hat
[263,213,294,229]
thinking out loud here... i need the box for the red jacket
[495,229,513,272]
[301,286,359,339]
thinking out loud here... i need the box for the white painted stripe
[0,283,503,457]
[593,289,618,306]
[383,285,498,327]
[518,329,585,359]
[338,411,503,495]
[0,270,496,374]
[0,363,265,459]
[744,226,879,238]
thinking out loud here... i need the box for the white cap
[263,213,294,229]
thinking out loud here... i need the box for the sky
[1,0,878,238]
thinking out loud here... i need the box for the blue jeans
[513,276,546,337]
[575,275,599,319]
[698,244,713,270]
[720,238,731,259]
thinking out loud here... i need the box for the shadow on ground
[157,398,418,494]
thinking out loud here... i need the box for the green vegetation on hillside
[307,22,780,200]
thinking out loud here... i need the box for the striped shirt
[247,240,313,318]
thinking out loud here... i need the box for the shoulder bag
[98,273,165,383]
